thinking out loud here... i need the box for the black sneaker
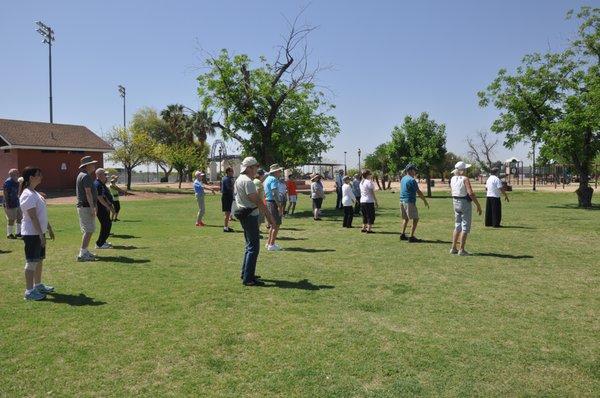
[366,230,375,234]
[400,233,408,241]
[408,236,422,243]
[361,229,367,233]
[7,234,16,240]
[223,227,235,233]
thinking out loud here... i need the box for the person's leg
[485,197,492,226]
[81,232,92,251]
[113,201,121,221]
[224,212,230,228]
[459,232,469,250]
[452,229,461,251]
[342,206,349,227]
[291,201,296,214]
[34,260,43,285]
[361,204,368,230]
[96,210,111,247]
[451,201,462,252]
[6,210,15,237]
[496,199,502,227]
[459,203,473,252]
[25,263,36,290]
[491,198,501,227]
[242,216,260,283]
[411,219,419,237]
[366,203,374,231]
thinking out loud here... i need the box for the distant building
[0,119,113,190]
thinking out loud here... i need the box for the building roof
[0,118,113,152]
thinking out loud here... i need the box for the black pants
[96,208,112,246]
[343,206,354,227]
[113,201,121,215]
[336,187,342,209]
[354,195,362,214]
[361,202,376,225]
[485,197,502,227]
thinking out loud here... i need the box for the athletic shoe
[35,284,54,294]
[243,279,265,286]
[366,230,375,234]
[77,252,97,262]
[267,244,282,251]
[458,249,472,256]
[95,243,112,249]
[408,236,422,243]
[15,233,22,238]
[195,222,201,227]
[24,289,46,301]
[400,233,408,241]
[449,248,459,254]
[223,227,235,233]
[7,234,16,240]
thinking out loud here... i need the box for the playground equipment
[504,157,524,186]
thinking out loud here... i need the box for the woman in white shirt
[310,174,325,221]
[450,162,482,256]
[19,167,55,301]
[485,167,509,227]
[341,175,356,228]
[359,169,378,233]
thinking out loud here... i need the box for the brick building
[0,119,113,190]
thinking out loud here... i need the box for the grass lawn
[1,190,598,397]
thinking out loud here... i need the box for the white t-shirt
[451,176,468,197]
[360,179,375,203]
[19,188,48,235]
[486,175,503,198]
[234,174,259,216]
[341,183,356,206]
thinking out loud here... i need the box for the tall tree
[161,104,193,144]
[479,7,600,207]
[164,143,209,189]
[466,131,499,173]
[197,16,339,167]
[389,113,447,197]
[364,144,393,190]
[131,107,173,180]
[107,126,154,190]
[187,110,216,145]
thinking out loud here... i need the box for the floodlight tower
[35,21,55,123]
[118,85,126,128]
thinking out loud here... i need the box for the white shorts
[288,195,297,203]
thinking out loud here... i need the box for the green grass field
[1,191,598,397]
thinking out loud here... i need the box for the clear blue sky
[0,0,591,168]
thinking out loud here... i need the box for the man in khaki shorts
[75,156,98,261]
[3,169,22,239]
[399,164,429,242]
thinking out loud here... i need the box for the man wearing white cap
[235,157,276,286]
[3,169,22,239]
[450,161,482,256]
[75,156,98,261]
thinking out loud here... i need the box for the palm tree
[187,110,215,144]
[160,104,192,144]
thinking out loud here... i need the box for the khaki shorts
[400,202,419,220]
[4,206,22,222]
[77,207,96,234]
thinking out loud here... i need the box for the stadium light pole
[358,148,362,172]
[344,151,347,174]
[118,85,126,128]
[35,21,55,123]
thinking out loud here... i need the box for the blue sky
[0,0,591,168]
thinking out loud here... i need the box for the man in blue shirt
[263,164,283,251]
[3,169,22,238]
[400,164,429,242]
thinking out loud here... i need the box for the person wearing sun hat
[310,173,325,220]
[75,156,99,262]
[263,163,284,251]
[450,161,482,256]
[399,163,429,242]
[235,157,276,286]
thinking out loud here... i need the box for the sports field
[1,191,598,396]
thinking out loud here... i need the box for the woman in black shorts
[310,173,325,220]
[359,169,378,233]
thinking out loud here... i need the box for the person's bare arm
[84,187,97,216]
[465,178,482,215]
[416,188,429,208]
[248,192,276,226]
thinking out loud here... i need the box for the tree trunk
[425,169,432,198]
[374,175,382,190]
[126,168,132,190]
[576,166,593,208]
[387,179,392,190]
[178,172,183,189]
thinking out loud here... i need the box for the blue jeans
[240,214,260,283]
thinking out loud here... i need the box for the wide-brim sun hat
[79,156,98,169]
[269,163,283,173]
[240,157,259,173]
[452,161,471,174]
[310,173,321,182]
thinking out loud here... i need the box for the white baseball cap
[452,161,471,174]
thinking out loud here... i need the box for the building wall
[0,149,19,177]
[13,149,104,190]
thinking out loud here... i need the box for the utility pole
[35,21,55,123]
[118,85,126,128]
[358,148,362,172]
[344,151,347,174]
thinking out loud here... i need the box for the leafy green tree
[364,144,393,190]
[107,126,154,190]
[131,107,174,181]
[187,110,216,145]
[196,21,339,167]
[388,113,447,197]
[161,104,193,145]
[479,7,600,207]
[164,143,209,189]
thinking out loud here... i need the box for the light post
[218,148,223,176]
[358,148,362,172]
[344,151,347,174]
[118,85,126,128]
[35,21,55,123]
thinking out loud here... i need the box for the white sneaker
[458,249,472,256]
[449,248,458,254]
[77,252,96,262]
[267,244,282,251]
[95,243,112,249]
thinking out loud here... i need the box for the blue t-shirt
[3,178,19,208]
[194,179,204,195]
[400,175,418,203]
[263,175,279,201]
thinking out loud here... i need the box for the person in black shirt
[93,168,115,249]
[221,167,235,232]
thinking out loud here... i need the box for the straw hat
[79,156,98,169]
[310,173,321,182]
[269,163,283,173]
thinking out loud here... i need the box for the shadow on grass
[279,227,305,232]
[95,256,151,264]
[259,279,334,291]
[476,252,533,259]
[284,247,335,253]
[497,225,536,229]
[419,239,453,244]
[110,234,140,239]
[45,293,107,306]
[277,236,307,241]
[112,245,145,250]
[547,204,600,211]
[118,219,142,222]
[0,250,12,254]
